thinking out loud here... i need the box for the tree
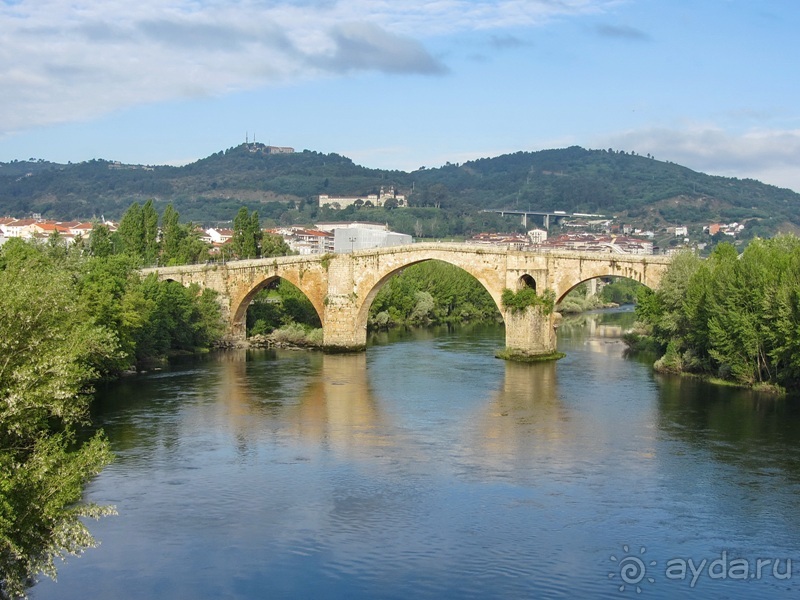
[159,204,184,265]
[0,245,118,598]
[261,233,291,258]
[117,202,145,259]
[231,207,261,259]
[632,237,800,390]
[88,223,113,258]
[249,211,263,257]
[142,199,159,264]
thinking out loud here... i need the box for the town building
[269,227,334,255]
[203,228,234,245]
[704,222,745,237]
[468,232,531,249]
[534,233,654,255]
[332,226,412,253]
[528,228,548,244]
[0,216,111,244]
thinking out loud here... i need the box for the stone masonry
[143,243,671,359]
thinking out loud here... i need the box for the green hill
[2,144,798,239]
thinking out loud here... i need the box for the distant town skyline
[1,1,799,193]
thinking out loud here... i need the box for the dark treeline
[628,236,800,392]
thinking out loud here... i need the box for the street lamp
[349,236,357,253]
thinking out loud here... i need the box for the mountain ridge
[2,144,798,240]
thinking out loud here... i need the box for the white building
[333,227,412,253]
[203,228,234,244]
[319,187,406,209]
[315,221,388,233]
[527,228,548,244]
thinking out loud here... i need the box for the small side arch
[230,275,323,339]
[556,275,650,304]
[518,274,537,291]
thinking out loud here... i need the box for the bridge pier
[498,306,563,362]
[321,295,367,353]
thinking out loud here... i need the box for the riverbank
[220,323,324,350]
[623,328,788,397]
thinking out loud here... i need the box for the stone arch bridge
[143,243,671,359]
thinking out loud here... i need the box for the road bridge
[144,243,670,359]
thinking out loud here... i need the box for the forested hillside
[2,144,799,239]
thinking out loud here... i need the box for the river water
[32,310,800,599]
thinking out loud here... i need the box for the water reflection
[291,353,389,454]
[468,361,572,474]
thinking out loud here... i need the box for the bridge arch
[224,261,328,340]
[518,274,537,291]
[552,259,664,304]
[354,254,506,336]
[231,275,323,338]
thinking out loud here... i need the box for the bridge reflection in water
[207,340,585,472]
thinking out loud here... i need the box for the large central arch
[350,250,509,336]
[354,257,505,333]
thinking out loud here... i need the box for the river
[32,309,800,599]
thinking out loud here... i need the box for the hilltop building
[319,187,406,209]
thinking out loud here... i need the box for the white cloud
[0,0,620,133]
[595,127,800,192]
[592,23,650,41]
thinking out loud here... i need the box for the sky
[2,0,799,192]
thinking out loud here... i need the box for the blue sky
[2,0,799,192]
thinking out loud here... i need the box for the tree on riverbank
[0,243,117,599]
[629,237,800,391]
[114,201,210,266]
[0,238,225,597]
